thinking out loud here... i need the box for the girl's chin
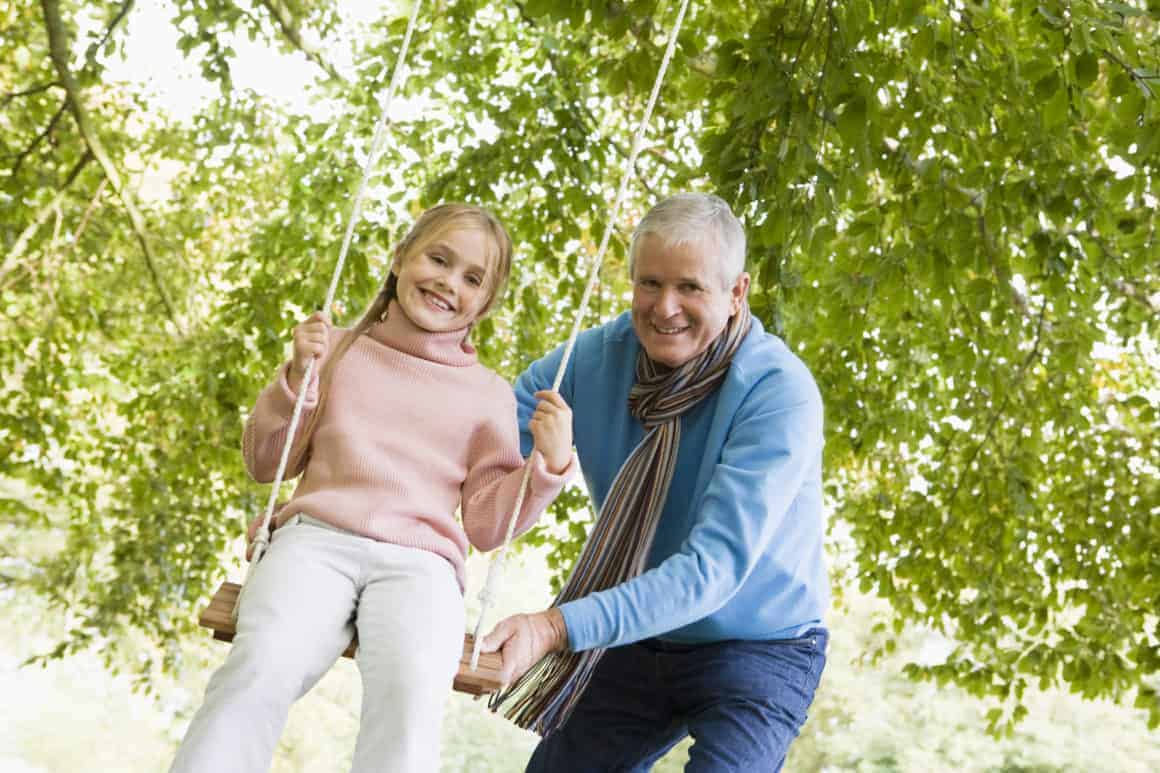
[400,301,464,332]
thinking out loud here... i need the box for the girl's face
[391,226,496,332]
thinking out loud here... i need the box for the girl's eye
[467,275,483,287]
[430,253,446,265]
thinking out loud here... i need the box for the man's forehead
[635,235,719,276]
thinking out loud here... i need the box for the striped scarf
[490,304,753,735]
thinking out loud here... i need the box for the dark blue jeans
[526,628,827,772]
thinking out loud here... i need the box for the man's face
[630,234,749,368]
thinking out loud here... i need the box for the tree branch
[3,151,93,286]
[1072,223,1160,316]
[40,0,185,335]
[944,299,1049,514]
[256,0,345,83]
[1,81,60,109]
[70,177,108,248]
[1109,278,1159,315]
[7,5,133,177]
[1102,47,1155,98]
[7,101,67,177]
[977,212,1034,318]
[84,0,135,70]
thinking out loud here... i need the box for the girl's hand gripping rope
[528,390,573,474]
[289,310,331,392]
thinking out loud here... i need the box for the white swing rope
[469,0,694,670]
[233,0,425,621]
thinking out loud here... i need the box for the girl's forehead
[419,225,496,272]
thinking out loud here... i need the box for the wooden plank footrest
[198,581,504,696]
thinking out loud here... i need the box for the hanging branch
[1,81,60,109]
[2,151,93,286]
[40,0,185,335]
[1110,279,1159,314]
[84,0,135,69]
[942,298,1050,519]
[256,0,345,83]
[8,102,67,177]
[70,177,109,248]
[1102,47,1156,98]
[9,3,133,176]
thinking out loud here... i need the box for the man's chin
[642,342,688,368]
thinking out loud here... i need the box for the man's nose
[655,287,681,317]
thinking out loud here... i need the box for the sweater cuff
[557,600,587,652]
[276,361,320,412]
[529,449,577,489]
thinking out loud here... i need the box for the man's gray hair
[628,193,747,286]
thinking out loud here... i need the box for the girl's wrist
[545,452,567,475]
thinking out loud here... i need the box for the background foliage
[2,0,1157,741]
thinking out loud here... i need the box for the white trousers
[171,515,465,773]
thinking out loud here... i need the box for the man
[482,193,828,771]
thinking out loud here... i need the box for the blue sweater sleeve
[558,366,824,651]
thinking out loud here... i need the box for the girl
[171,204,574,773]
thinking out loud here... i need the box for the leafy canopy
[1,0,1156,729]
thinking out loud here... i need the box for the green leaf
[1074,51,1100,87]
[965,277,993,311]
[1037,5,1065,27]
[1043,85,1069,128]
[837,95,868,146]
[1106,2,1146,17]
[1034,72,1062,101]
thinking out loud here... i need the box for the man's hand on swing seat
[480,608,569,686]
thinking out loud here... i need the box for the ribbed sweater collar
[367,300,478,368]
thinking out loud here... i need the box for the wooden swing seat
[198,581,504,696]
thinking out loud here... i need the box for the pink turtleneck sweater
[241,303,572,589]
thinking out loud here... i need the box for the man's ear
[730,271,751,315]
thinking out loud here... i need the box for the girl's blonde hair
[287,203,513,471]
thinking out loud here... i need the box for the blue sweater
[514,311,828,652]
